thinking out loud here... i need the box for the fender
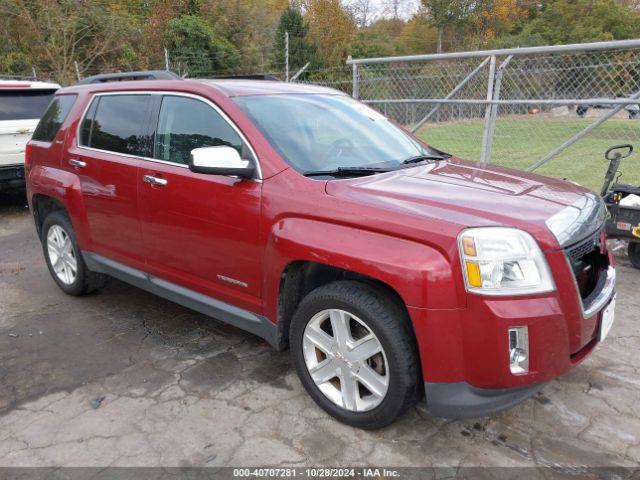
[28,165,91,248]
[263,217,461,323]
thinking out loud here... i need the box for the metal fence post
[285,31,289,82]
[352,60,359,99]
[480,55,496,164]
[483,55,513,164]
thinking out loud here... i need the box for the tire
[629,241,640,269]
[41,210,106,295]
[290,281,420,429]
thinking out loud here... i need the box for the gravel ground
[1,189,639,472]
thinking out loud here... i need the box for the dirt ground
[1,189,639,471]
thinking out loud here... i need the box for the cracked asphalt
[1,189,640,469]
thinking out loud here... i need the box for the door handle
[143,174,168,187]
[68,159,86,169]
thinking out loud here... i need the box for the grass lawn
[416,116,640,192]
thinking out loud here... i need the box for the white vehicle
[0,79,60,190]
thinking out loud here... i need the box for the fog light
[509,326,529,374]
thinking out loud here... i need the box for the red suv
[25,79,616,429]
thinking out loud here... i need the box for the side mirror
[188,146,255,179]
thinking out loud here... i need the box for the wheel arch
[276,260,413,350]
[32,194,67,238]
[28,166,91,247]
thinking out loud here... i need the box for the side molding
[83,252,279,348]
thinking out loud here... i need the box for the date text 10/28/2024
[233,468,401,478]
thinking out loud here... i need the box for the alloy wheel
[47,225,78,285]
[302,308,389,412]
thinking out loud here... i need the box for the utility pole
[164,48,170,71]
[285,31,289,82]
[74,61,81,81]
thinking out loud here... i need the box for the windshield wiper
[400,154,446,165]
[303,166,394,177]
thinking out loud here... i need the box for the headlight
[458,227,555,296]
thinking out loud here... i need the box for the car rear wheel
[628,241,640,269]
[290,281,420,429]
[42,210,106,295]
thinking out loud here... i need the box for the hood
[325,158,592,249]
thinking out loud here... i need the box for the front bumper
[424,381,546,419]
[408,261,615,417]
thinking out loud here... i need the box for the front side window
[233,94,433,173]
[153,95,248,165]
[32,94,77,142]
[0,89,56,121]
[81,94,151,157]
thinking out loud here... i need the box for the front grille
[564,228,609,302]
[566,231,601,264]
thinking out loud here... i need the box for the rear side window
[31,95,77,142]
[80,94,151,157]
[0,89,56,121]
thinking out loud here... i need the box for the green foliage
[164,15,240,75]
[496,0,640,47]
[272,6,321,72]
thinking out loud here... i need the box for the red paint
[27,79,613,391]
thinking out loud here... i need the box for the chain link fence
[345,40,640,190]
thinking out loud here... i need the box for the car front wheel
[290,281,420,429]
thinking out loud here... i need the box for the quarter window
[80,94,151,157]
[154,95,248,165]
[32,94,77,142]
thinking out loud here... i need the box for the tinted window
[87,95,151,157]
[31,95,76,142]
[154,95,247,165]
[0,89,56,121]
[80,98,98,147]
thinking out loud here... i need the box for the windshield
[233,94,435,174]
[0,90,56,121]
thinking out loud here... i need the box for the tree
[202,0,289,73]
[350,18,406,58]
[397,15,438,54]
[480,0,527,41]
[272,6,320,73]
[350,0,374,28]
[306,0,356,66]
[164,15,240,76]
[420,0,478,52]
[503,0,640,46]
[0,0,139,83]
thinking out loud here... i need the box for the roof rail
[76,70,181,85]
[205,74,280,81]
